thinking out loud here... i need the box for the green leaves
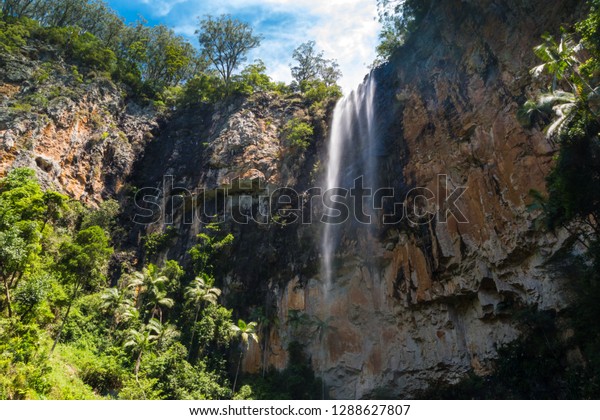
[531,33,583,94]
[290,41,342,94]
[185,274,221,307]
[283,118,314,150]
[197,14,262,87]
[231,319,258,350]
[375,0,431,62]
[57,226,112,290]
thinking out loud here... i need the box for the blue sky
[106,0,381,93]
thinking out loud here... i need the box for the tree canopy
[290,40,341,92]
[196,14,262,88]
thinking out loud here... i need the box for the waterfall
[321,73,378,294]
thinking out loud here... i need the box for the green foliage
[177,73,225,106]
[0,169,245,400]
[145,342,229,399]
[143,226,177,258]
[119,22,201,93]
[190,304,233,364]
[81,199,120,236]
[0,14,37,53]
[375,0,431,62]
[238,60,273,93]
[58,226,112,290]
[41,27,116,73]
[238,342,322,400]
[196,14,262,87]
[302,80,342,105]
[49,343,124,398]
[290,41,341,92]
[283,118,314,150]
[188,223,234,274]
[118,376,162,400]
[0,319,50,399]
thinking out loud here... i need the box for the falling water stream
[315,73,379,397]
[321,73,378,294]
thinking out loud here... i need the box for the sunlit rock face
[0,50,158,203]
[260,0,583,398]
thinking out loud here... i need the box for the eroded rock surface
[0,48,158,203]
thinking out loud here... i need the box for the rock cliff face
[0,45,158,203]
[251,0,584,398]
[1,0,585,399]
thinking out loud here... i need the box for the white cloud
[138,0,187,17]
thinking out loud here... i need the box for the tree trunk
[232,351,243,394]
[51,284,79,353]
[262,329,269,378]
[3,276,12,318]
[187,304,200,360]
[135,351,142,382]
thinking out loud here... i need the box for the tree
[100,286,135,330]
[0,224,39,318]
[0,169,44,319]
[1,0,45,18]
[230,319,258,393]
[39,191,68,231]
[290,41,341,92]
[153,319,179,351]
[120,23,198,90]
[522,11,600,239]
[185,273,221,355]
[235,59,273,94]
[124,320,160,382]
[375,0,432,62]
[284,118,314,149]
[52,225,112,352]
[192,304,233,367]
[188,224,234,274]
[531,33,585,93]
[196,14,262,88]
[136,266,174,323]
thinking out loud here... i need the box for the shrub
[283,118,314,150]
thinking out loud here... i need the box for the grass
[46,344,104,400]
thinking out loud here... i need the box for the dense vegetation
[0,0,342,106]
[375,0,432,62]
[0,169,323,399]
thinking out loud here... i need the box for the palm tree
[531,33,581,92]
[100,286,135,329]
[230,319,258,394]
[134,267,174,322]
[519,91,578,140]
[151,318,180,350]
[147,289,174,323]
[124,321,160,382]
[523,33,600,142]
[185,273,221,354]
